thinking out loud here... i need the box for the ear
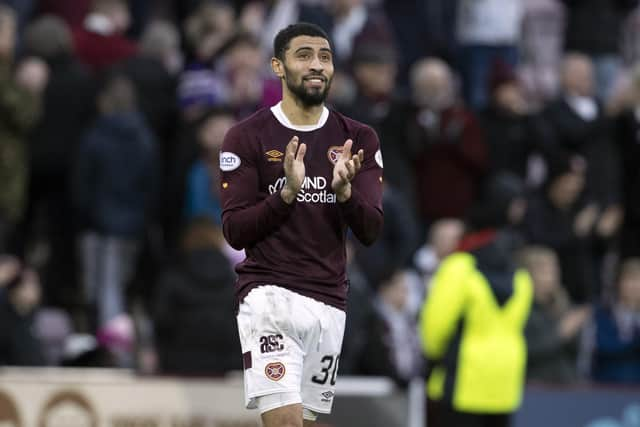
[271,57,285,79]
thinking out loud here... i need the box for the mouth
[304,76,326,88]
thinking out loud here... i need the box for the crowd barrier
[0,368,638,427]
[515,384,640,427]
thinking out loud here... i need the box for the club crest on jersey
[265,362,286,381]
[327,146,344,164]
[265,149,284,162]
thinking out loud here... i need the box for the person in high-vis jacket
[419,172,533,427]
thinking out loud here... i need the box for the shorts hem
[247,388,300,400]
[258,397,303,414]
[302,403,333,414]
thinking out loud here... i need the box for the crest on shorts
[327,146,344,165]
[265,362,286,381]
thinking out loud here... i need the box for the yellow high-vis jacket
[419,251,533,413]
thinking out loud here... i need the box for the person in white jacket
[456,0,524,111]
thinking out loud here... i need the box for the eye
[320,53,332,62]
[298,52,311,60]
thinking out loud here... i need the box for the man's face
[279,35,334,107]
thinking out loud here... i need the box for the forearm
[222,192,294,249]
[339,187,383,246]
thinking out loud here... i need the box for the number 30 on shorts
[312,355,340,386]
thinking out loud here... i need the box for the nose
[309,54,324,72]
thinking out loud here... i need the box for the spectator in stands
[545,53,623,221]
[409,218,465,315]
[561,0,640,100]
[521,245,590,384]
[339,42,397,132]
[178,1,236,121]
[522,156,599,303]
[0,39,46,255]
[339,238,375,376]
[153,217,241,375]
[353,268,423,387]
[184,107,236,226]
[585,258,640,384]
[455,0,525,110]
[73,72,157,330]
[217,32,273,118]
[480,59,551,184]
[0,264,45,366]
[518,0,566,106]
[22,14,95,309]
[117,20,180,267]
[543,53,624,295]
[380,57,487,227]
[352,181,420,313]
[613,64,640,259]
[118,19,180,148]
[382,0,458,93]
[72,0,137,72]
[420,172,532,427]
[38,0,91,29]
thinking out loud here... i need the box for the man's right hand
[281,136,306,204]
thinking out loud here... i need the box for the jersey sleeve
[219,124,295,250]
[338,125,384,246]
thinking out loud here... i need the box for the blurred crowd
[0,0,639,394]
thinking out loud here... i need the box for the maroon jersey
[220,103,384,310]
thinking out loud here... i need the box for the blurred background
[0,0,640,426]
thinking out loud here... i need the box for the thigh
[237,286,306,408]
[301,303,346,414]
[261,402,303,427]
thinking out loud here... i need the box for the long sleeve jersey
[220,102,384,310]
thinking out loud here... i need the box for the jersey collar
[270,101,329,132]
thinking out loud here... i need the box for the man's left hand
[331,139,363,202]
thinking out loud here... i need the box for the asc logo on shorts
[265,362,286,381]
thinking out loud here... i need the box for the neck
[280,92,324,126]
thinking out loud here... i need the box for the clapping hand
[281,136,307,204]
[331,139,364,202]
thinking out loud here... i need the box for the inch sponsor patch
[265,361,286,381]
[220,151,241,171]
[327,146,344,165]
[375,149,383,168]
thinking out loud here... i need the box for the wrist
[336,184,352,203]
[280,186,298,204]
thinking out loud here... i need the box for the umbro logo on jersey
[265,149,284,162]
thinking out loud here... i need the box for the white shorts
[236,285,346,414]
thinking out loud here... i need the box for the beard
[284,66,332,107]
